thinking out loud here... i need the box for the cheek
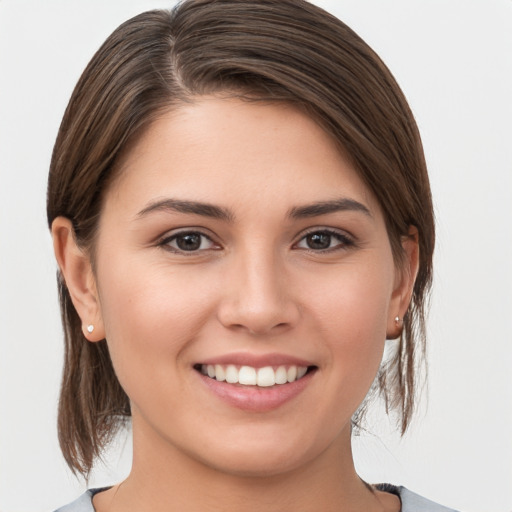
[309,260,391,327]
[305,262,392,375]
[96,260,219,385]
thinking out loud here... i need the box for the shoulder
[55,485,461,512]
[53,488,108,512]
[376,484,461,512]
[399,487,461,512]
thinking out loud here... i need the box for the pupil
[307,233,331,249]
[177,233,201,251]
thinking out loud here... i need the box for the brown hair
[47,0,434,477]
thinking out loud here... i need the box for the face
[84,98,410,476]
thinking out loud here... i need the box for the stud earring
[87,324,94,333]
[394,316,401,326]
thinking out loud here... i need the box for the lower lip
[197,370,315,412]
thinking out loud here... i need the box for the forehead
[106,97,380,218]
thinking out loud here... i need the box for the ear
[387,226,420,339]
[51,217,105,342]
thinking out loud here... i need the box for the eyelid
[158,228,221,253]
[155,226,356,254]
[293,226,356,251]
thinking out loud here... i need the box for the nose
[217,248,300,336]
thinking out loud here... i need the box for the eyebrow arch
[288,198,372,219]
[136,198,234,222]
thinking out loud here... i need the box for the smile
[199,364,309,387]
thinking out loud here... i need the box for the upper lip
[197,352,315,368]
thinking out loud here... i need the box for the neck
[96,419,391,512]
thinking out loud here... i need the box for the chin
[184,426,332,479]
[200,449,308,479]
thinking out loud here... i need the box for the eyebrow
[136,198,234,222]
[288,198,372,219]
[136,197,371,222]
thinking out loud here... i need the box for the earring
[394,316,401,326]
[87,324,94,333]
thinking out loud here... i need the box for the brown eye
[176,233,202,251]
[296,229,353,252]
[305,232,332,250]
[163,231,217,253]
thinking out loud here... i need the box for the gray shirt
[54,485,460,511]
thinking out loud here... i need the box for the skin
[53,98,418,512]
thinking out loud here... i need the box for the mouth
[194,363,317,388]
[193,356,318,411]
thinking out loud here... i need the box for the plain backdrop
[1,1,511,511]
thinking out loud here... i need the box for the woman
[48,1,456,510]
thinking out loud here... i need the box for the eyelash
[158,228,355,255]
[294,228,355,253]
[159,230,219,254]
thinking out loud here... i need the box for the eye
[295,229,354,251]
[161,231,218,253]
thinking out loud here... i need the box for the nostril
[216,284,301,335]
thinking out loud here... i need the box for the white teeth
[215,364,226,382]
[239,366,257,385]
[201,364,309,387]
[275,366,288,385]
[287,366,297,383]
[257,366,275,387]
[225,364,238,384]
[297,366,308,379]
